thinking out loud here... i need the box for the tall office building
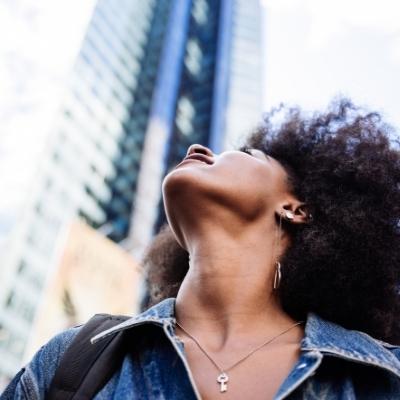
[0,0,262,381]
[129,0,263,255]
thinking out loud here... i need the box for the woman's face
[162,144,294,248]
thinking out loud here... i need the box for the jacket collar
[91,298,176,344]
[302,312,400,378]
[91,298,400,378]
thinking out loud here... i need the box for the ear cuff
[284,211,294,220]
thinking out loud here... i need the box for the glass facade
[102,0,172,242]
[130,0,263,245]
[0,0,159,380]
[0,0,262,382]
[155,0,222,230]
[223,0,263,150]
[169,0,221,159]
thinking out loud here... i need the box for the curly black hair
[142,99,400,343]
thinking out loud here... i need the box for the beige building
[24,220,142,362]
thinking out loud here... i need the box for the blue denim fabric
[3,297,400,399]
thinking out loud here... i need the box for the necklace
[175,320,303,393]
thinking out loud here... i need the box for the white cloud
[305,0,400,49]
[0,0,96,121]
[0,0,96,233]
[263,0,400,49]
[262,0,400,128]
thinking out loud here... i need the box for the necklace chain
[175,320,303,374]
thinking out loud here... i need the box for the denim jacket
[4,297,400,399]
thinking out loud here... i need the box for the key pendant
[217,372,229,393]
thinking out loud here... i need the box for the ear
[277,198,311,225]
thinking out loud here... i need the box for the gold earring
[273,261,281,289]
[272,212,285,290]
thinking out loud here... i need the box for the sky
[262,0,400,128]
[0,0,95,244]
[0,0,94,152]
[0,0,399,236]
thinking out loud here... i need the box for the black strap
[47,313,130,400]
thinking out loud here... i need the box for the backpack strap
[47,313,130,400]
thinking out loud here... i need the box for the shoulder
[4,326,81,400]
[347,329,400,368]
[371,337,400,361]
[304,313,400,379]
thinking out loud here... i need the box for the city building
[0,0,263,382]
[129,0,263,254]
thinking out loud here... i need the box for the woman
[4,100,400,399]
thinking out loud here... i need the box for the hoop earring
[273,261,281,289]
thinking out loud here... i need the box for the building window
[17,261,26,275]
[5,291,15,308]
[185,39,202,76]
[192,0,209,25]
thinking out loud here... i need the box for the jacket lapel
[301,312,400,379]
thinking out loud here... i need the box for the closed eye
[239,146,271,163]
[239,146,253,155]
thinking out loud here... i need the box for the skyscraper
[129,0,263,256]
[0,0,262,381]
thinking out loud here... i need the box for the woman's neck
[175,227,299,350]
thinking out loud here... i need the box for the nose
[186,144,214,158]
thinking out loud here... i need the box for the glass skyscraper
[129,0,263,256]
[0,0,262,381]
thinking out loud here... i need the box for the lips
[178,153,214,166]
[185,154,213,164]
